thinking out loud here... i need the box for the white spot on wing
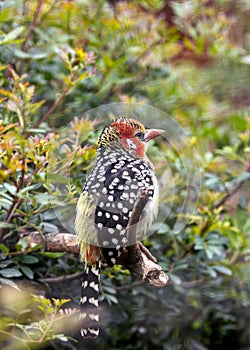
[112,214,119,221]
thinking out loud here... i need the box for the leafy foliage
[0,0,250,349]
[0,290,78,349]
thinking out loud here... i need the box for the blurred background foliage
[0,0,250,349]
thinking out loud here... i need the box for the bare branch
[21,231,168,288]
[39,271,85,284]
[21,231,79,254]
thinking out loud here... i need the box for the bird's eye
[135,131,144,140]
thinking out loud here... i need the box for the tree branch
[21,231,168,288]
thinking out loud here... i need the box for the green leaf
[46,173,70,184]
[20,184,42,194]
[3,182,17,195]
[187,339,208,350]
[194,236,204,250]
[0,222,15,229]
[103,286,117,294]
[56,334,69,342]
[0,198,13,210]
[13,49,30,59]
[204,248,213,260]
[26,128,47,133]
[34,193,53,205]
[231,172,250,185]
[206,267,217,278]
[39,222,59,233]
[212,265,232,276]
[15,238,29,252]
[0,26,25,44]
[0,268,22,278]
[0,244,9,253]
[0,8,9,24]
[14,49,48,60]
[0,277,20,290]
[105,294,118,305]
[39,252,65,258]
[0,190,13,201]
[0,260,12,268]
[173,261,188,272]
[20,266,34,279]
[156,223,170,234]
[14,255,39,264]
[169,273,182,285]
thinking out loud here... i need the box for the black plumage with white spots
[83,146,156,266]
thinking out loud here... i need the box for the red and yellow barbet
[75,117,164,338]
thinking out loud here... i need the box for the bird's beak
[144,129,165,142]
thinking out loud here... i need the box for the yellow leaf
[0,89,13,98]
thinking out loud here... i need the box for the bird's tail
[79,261,101,338]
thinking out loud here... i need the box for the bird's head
[98,117,164,158]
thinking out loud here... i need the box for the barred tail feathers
[80,261,101,338]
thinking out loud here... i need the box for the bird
[75,116,164,338]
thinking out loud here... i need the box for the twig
[115,280,144,291]
[21,0,45,53]
[34,87,69,128]
[126,188,150,245]
[179,278,208,288]
[39,271,85,284]
[137,241,157,263]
